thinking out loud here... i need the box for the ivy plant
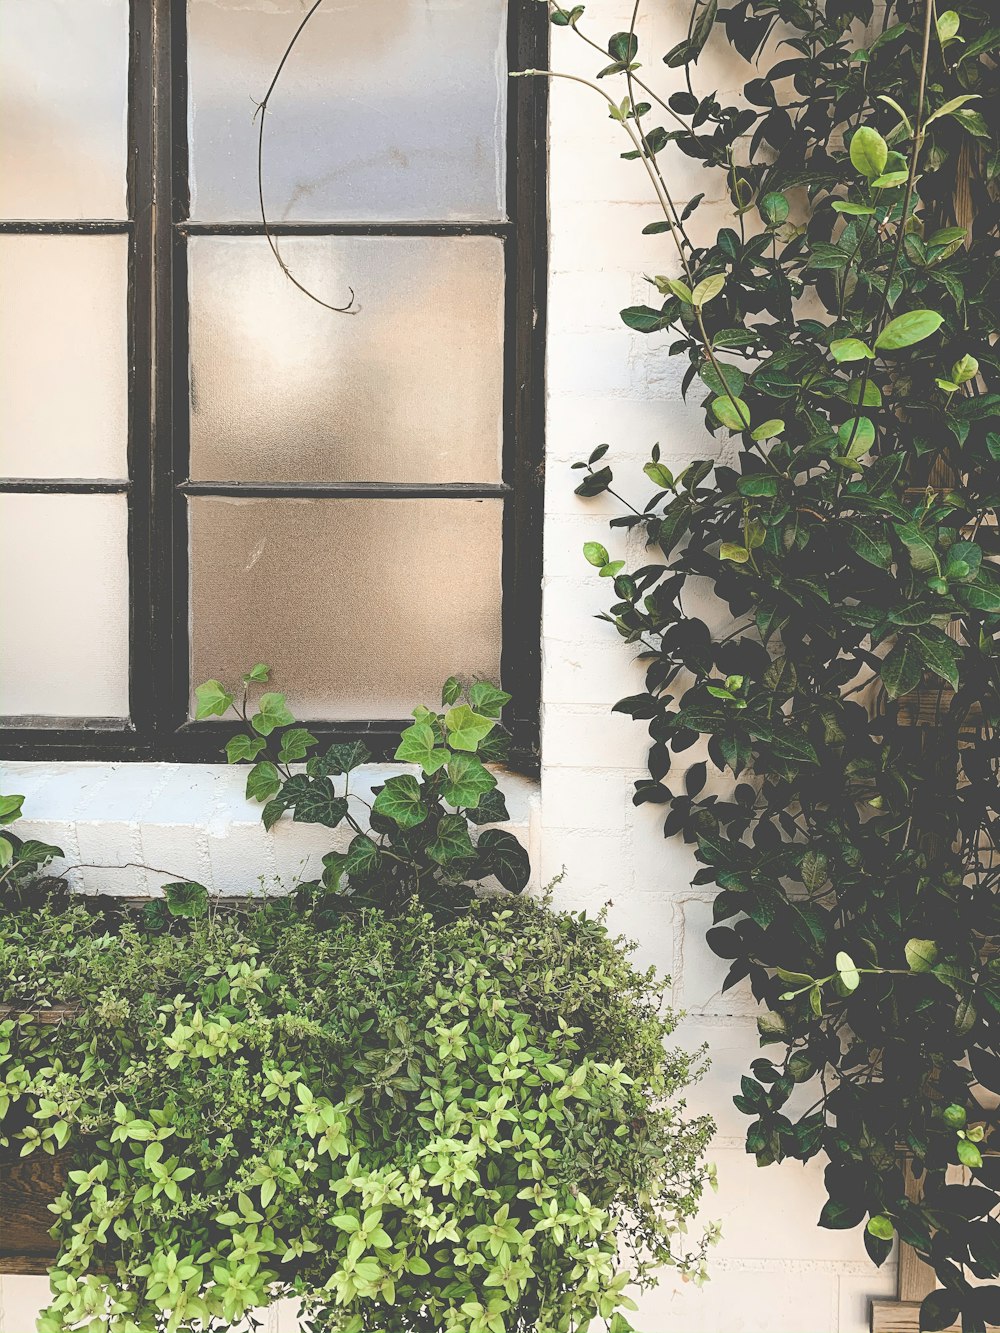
[0,892,715,1333]
[194,669,530,916]
[0,790,62,909]
[537,0,1000,1326]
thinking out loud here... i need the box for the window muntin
[0,0,545,763]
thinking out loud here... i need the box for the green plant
[0,789,63,907]
[538,0,1000,1325]
[0,893,715,1333]
[194,668,530,916]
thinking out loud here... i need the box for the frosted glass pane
[0,495,129,717]
[189,498,502,718]
[188,236,503,484]
[188,0,506,221]
[0,0,128,220]
[0,236,128,479]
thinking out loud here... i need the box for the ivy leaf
[427,814,477,866]
[441,677,462,706]
[14,839,63,867]
[394,723,449,774]
[278,728,318,764]
[475,829,531,893]
[251,693,295,737]
[292,781,349,829]
[343,834,381,878]
[466,789,510,826]
[246,761,282,804]
[163,882,209,920]
[469,682,512,718]
[442,755,497,810]
[226,734,266,765]
[194,679,234,720]
[874,310,944,351]
[0,794,25,826]
[444,705,497,753]
[372,775,428,829]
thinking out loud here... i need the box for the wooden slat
[898,1159,937,1303]
[0,1153,65,1273]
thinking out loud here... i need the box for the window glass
[0,494,130,717]
[0,236,129,479]
[187,0,508,222]
[188,234,504,484]
[0,0,129,220]
[189,497,503,719]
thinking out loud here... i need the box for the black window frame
[0,0,547,772]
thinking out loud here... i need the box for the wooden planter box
[0,1150,64,1274]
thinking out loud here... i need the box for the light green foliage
[0,896,715,1333]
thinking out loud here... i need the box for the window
[0,0,546,765]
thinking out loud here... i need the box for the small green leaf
[849,125,888,179]
[720,542,750,563]
[905,938,938,972]
[243,663,270,683]
[163,881,209,920]
[711,396,751,430]
[372,775,428,829]
[0,794,25,826]
[468,681,511,718]
[251,692,295,737]
[226,734,266,764]
[871,170,909,188]
[874,310,944,351]
[343,834,381,878]
[584,541,610,567]
[194,679,234,720]
[837,417,876,458]
[750,418,784,441]
[830,338,874,363]
[246,761,282,804]
[278,728,318,764]
[836,951,860,991]
[958,1138,983,1169]
[292,781,349,829]
[441,677,462,706]
[444,705,496,753]
[867,1216,894,1241]
[442,754,497,810]
[427,814,477,866]
[0,836,13,868]
[692,273,725,307]
[759,192,789,226]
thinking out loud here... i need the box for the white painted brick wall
[0,4,893,1326]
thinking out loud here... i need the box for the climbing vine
[540,0,1000,1325]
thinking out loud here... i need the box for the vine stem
[255,0,355,314]
[513,67,773,467]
